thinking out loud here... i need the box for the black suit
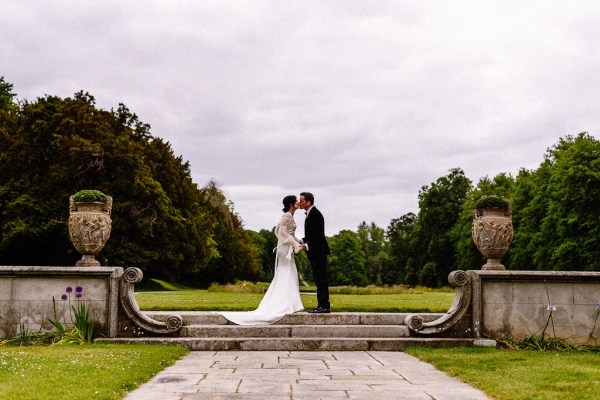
[303,206,330,309]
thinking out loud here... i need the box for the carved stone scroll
[404,270,472,335]
[119,267,182,334]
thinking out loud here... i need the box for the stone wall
[471,271,600,345]
[0,266,122,338]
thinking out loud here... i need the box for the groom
[299,192,331,313]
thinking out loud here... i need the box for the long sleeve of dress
[275,213,302,253]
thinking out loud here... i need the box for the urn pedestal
[68,196,112,267]
[472,206,513,270]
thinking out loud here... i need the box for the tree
[510,133,600,271]
[328,230,367,286]
[356,221,386,284]
[0,92,219,280]
[386,212,417,284]
[247,229,276,282]
[0,76,16,110]
[193,180,260,286]
[411,168,472,286]
[508,167,546,270]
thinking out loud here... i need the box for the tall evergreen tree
[0,90,232,281]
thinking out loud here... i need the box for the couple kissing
[221,192,330,325]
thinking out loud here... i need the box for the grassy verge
[135,278,198,292]
[406,347,600,400]
[0,344,188,400]
[135,290,455,312]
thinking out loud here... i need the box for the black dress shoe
[308,306,331,314]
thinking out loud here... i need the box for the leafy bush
[475,195,510,209]
[73,189,108,203]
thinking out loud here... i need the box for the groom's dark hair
[300,192,314,205]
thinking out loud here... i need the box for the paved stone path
[124,351,491,400]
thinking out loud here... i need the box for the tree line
[250,134,600,287]
[0,77,258,287]
[2,77,599,287]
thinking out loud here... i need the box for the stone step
[180,324,410,338]
[95,336,478,351]
[145,311,444,326]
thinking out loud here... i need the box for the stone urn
[68,195,113,267]
[472,203,513,270]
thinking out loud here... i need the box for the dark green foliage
[403,258,419,286]
[247,229,276,282]
[386,212,417,284]
[370,135,600,285]
[410,168,472,286]
[72,189,108,203]
[0,76,16,110]
[508,133,600,271]
[187,180,260,287]
[356,221,386,285]
[474,194,510,209]
[246,227,311,283]
[0,86,257,283]
[3,76,600,285]
[328,230,368,286]
[419,262,438,287]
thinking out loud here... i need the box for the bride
[221,195,305,325]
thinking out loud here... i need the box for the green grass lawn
[406,346,600,400]
[4,281,600,400]
[0,344,188,400]
[3,343,599,400]
[134,290,456,313]
[134,281,456,312]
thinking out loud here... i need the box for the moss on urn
[475,195,510,210]
[73,189,108,203]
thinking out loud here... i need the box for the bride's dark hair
[282,195,297,212]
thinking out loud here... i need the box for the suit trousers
[309,252,330,309]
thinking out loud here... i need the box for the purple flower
[61,294,68,301]
[547,304,557,311]
[75,286,83,293]
[596,304,600,310]
[66,286,73,293]
[75,292,83,299]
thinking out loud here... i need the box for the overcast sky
[2,1,599,236]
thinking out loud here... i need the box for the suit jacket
[303,206,330,258]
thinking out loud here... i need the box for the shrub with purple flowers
[47,285,95,344]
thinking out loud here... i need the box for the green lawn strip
[136,278,198,292]
[0,344,188,400]
[406,347,600,400]
[135,291,455,313]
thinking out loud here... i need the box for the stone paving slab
[124,351,491,400]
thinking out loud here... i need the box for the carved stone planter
[472,206,513,270]
[68,196,113,266]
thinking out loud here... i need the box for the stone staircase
[96,311,480,350]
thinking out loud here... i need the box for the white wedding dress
[220,212,304,325]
